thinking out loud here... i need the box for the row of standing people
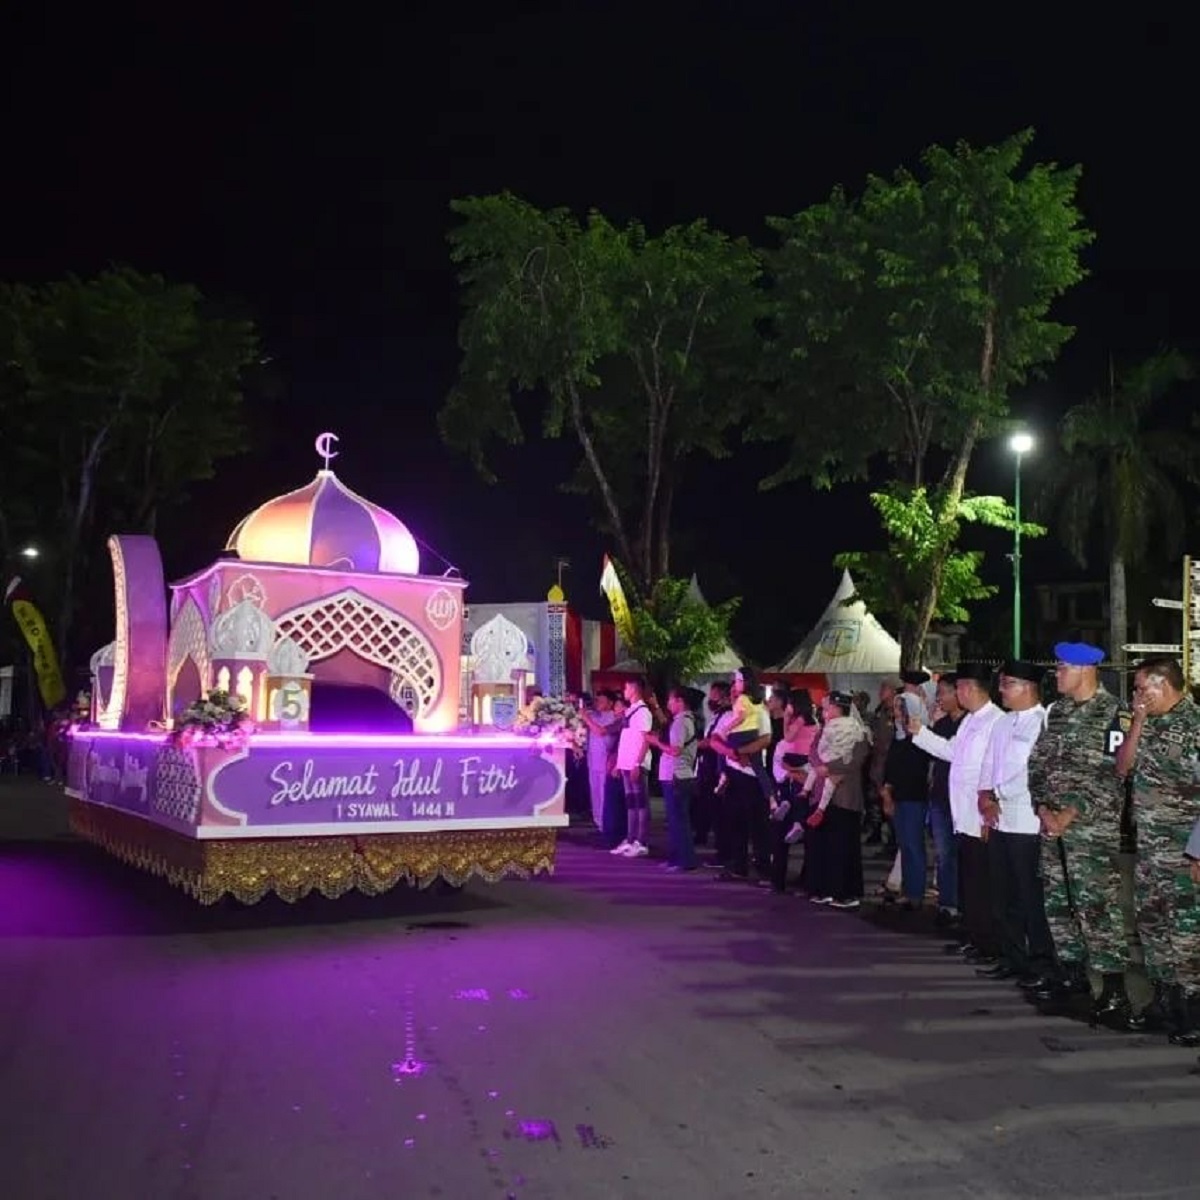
[580,669,875,902]
[900,643,1200,1054]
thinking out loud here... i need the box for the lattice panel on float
[389,675,420,716]
[167,597,211,697]
[154,745,202,824]
[275,590,441,716]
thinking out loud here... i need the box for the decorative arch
[470,613,533,684]
[98,535,168,730]
[167,597,211,714]
[274,588,442,718]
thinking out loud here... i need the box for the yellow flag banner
[598,555,635,648]
[5,577,67,710]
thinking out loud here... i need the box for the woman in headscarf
[804,691,872,909]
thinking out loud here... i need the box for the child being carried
[714,666,777,807]
[783,698,869,844]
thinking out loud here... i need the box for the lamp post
[1009,433,1034,657]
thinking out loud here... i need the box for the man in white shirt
[911,663,1003,963]
[612,677,654,858]
[975,660,1051,984]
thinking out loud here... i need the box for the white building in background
[462,596,619,701]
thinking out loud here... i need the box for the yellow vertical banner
[598,555,635,647]
[4,576,67,710]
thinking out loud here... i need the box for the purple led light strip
[69,729,556,749]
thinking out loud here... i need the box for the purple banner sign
[68,732,566,834]
[211,742,563,827]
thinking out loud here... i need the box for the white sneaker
[809,895,834,905]
[623,840,649,857]
[609,840,632,856]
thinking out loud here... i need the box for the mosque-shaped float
[66,436,567,903]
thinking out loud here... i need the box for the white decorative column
[264,636,313,731]
[89,642,116,724]
[545,602,568,698]
[470,614,533,728]
[209,598,276,719]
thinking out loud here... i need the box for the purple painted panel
[72,736,160,817]
[309,475,381,572]
[210,743,562,826]
[107,535,168,730]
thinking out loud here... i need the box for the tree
[1039,349,1199,680]
[0,267,260,669]
[756,130,1091,665]
[834,490,1045,652]
[615,566,740,696]
[440,193,761,591]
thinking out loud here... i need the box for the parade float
[65,435,569,903]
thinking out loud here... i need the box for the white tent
[687,575,743,679]
[772,569,901,695]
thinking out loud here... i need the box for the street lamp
[19,546,39,559]
[1009,433,1034,656]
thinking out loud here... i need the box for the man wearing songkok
[911,663,1003,963]
[1026,642,1133,1022]
[1117,657,1200,1046]
[975,660,1052,985]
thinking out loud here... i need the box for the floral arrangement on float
[171,689,254,749]
[512,695,588,757]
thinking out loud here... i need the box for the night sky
[5,6,1196,662]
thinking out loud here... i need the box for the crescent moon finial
[315,431,340,470]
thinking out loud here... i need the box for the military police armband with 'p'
[1105,708,1132,758]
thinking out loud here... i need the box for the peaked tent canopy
[686,574,743,678]
[771,569,902,695]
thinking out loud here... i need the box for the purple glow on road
[517,1119,560,1145]
[391,1058,427,1081]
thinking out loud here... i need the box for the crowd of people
[0,713,67,781]
[570,645,1200,1057]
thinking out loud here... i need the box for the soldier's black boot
[1034,964,1089,1015]
[1090,974,1132,1030]
[1166,986,1200,1047]
[1127,982,1170,1033]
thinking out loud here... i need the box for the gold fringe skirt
[68,799,558,905]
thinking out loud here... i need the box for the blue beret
[1054,642,1105,666]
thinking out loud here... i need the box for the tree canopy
[440,193,761,590]
[614,566,740,693]
[757,130,1091,664]
[0,266,260,669]
[1039,348,1199,674]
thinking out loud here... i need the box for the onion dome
[226,469,420,575]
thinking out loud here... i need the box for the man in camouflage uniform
[1117,655,1200,1046]
[1026,642,1132,1022]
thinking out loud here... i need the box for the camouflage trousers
[1135,816,1200,993]
[1040,832,1129,974]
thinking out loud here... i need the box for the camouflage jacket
[1131,697,1200,825]
[1027,687,1128,824]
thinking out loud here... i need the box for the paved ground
[3,777,1200,1199]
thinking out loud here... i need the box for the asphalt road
[3,778,1200,1200]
